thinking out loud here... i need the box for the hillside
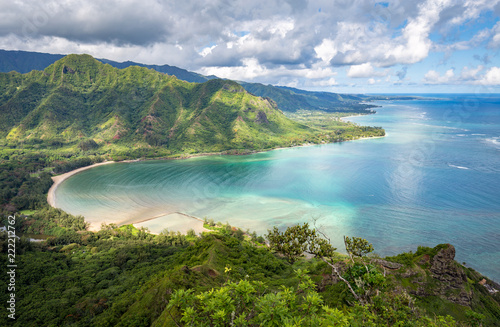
[0,223,498,326]
[0,54,324,154]
[0,49,399,113]
[240,82,378,113]
[0,49,213,83]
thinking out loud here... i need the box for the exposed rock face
[372,259,403,270]
[255,111,269,124]
[429,244,472,306]
[430,245,463,284]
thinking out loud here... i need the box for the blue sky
[1,0,500,93]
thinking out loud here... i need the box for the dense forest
[1,220,499,326]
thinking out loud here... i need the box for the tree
[266,223,362,302]
[344,236,374,271]
[167,269,348,327]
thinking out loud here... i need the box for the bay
[55,94,500,281]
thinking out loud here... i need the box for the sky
[1,0,500,93]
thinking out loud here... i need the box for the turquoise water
[55,94,500,281]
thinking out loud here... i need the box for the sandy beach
[47,161,116,208]
[46,132,381,234]
[46,160,209,233]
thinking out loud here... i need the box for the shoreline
[47,161,116,208]
[339,112,374,122]
[46,134,385,232]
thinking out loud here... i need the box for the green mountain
[1,222,499,326]
[0,49,215,83]
[0,54,321,153]
[240,82,378,113]
[0,49,397,114]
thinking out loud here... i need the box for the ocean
[55,94,500,281]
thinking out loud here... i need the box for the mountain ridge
[0,49,389,114]
[0,54,322,153]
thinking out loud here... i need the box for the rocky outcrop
[255,111,269,124]
[372,259,403,270]
[429,244,472,306]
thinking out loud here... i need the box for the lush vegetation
[1,222,498,326]
[0,54,385,158]
[0,50,418,114]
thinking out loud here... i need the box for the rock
[255,111,269,124]
[430,244,465,285]
[429,244,471,306]
[372,259,403,270]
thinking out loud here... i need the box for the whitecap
[448,164,470,170]
[484,137,500,149]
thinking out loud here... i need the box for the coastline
[47,160,116,208]
[46,134,384,232]
[339,113,371,121]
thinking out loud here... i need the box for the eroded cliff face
[427,244,472,306]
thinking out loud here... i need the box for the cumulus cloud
[424,69,455,84]
[347,63,388,78]
[0,0,499,90]
[480,67,500,85]
[423,66,500,85]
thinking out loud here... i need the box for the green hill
[0,50,409,114]
[0,54,321,153]
[0,49,214,83]
[240,82,378,113]
[1,223,498,326]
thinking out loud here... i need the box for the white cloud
[199,45,217,57]
[460,65,484,80]
[448,0,500,27]
[200,57,268,80]
[314,39,337,63]
[423,66,500,86]
[480,67,500,85]
[312,78,338,86]
[488,22,500,48]
[423,69,455,84]
[347,63,388,78]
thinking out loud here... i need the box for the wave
[484,137,500,149]
[448,164,470,170]
[412,123,469,131]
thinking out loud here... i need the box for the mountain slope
[240,82,378,113]
[0,54,316,153]
[0,49,214,83]
[1,49,388,114]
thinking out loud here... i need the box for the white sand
[47,161,116,207]
[47,161,209,234]
[133,212,209,235]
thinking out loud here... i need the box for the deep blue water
[56,94,500,281]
